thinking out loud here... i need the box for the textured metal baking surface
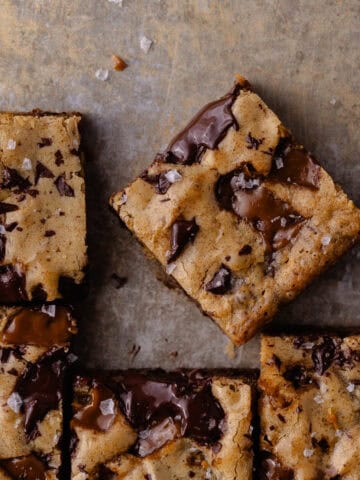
[1,0,359,369]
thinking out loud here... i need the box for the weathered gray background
[1,0,359,369]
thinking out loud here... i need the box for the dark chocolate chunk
[111,273,127,289]
[0,234,6,262]
[55,150,64,166]
[0,265,28,303]
[34,161,54,185]
[167,218,199,263]
[14,348,68,439]
[270,138,320,189]
[5,222,18,232]
[141,171,171,194]
[205,265,232,294]
[239,244,252,255]
[27,189,39,198]
[54,174,74,197]
[216,167,305,251]
[312,337,337,375]
[0,202,19,214]
[44,230,56,237]
[159,83,242,165]
[1,455,47,480]
[72,381,116,432]
[283,364,312,389]
[31,284,47,302]
[37,137,52,148]
[2,306,74,347]
[258,451,294,480]
[1,167,31,191]
[246,132,264,150]
[97,464,117,480]
[116,371,225,456]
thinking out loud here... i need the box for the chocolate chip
[37,137,52,148]
[54,174,74,197]
[141,171,171,194]
[35,161,55,185]
[1,167,31,191]
[312,337,337,375]
[5,222,18,232]
[0,202,19,215]
[31,284,47,302]
[239,244,252,255]
[44,230,56,237]
[283,365,312,389]
[55,150,64,166]
[159,83,242,165]
[111,273,127,289]
[205,265,232,294]
[167,218,199,263]
[27,189,39,197]
[246,132,264,150]
[0,265,28,303]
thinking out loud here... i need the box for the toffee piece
[0,111,87,302]
[259,333,360,480]
[0,305,77,480]
[110,75,360,345]
[70,370,254,480]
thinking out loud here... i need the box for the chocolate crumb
[239,245,252,255]
[44,230,56,237]
[55,150,64,166]
[37,137,52,148]
[111,273,127,289]
[54,174,75,197]
[35,161,54,185]
[112,54,128,71]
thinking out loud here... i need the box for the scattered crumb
[111,273,127,289]
[129,344,141,360]
[140,35,153,54]
[95,68,109,81]
[225,340,237,360]
[112,54,128,71]
[170,351,178,358]
[329,98,337,106]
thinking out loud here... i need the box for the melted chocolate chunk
[14,348,68,439]
[31,284,47,302]
[0,265,28,303]
[34,161,54,185]
[270,138,320,189]
[0,234,6,262]
[37,137,52,148]
[160,84,242,165]
[72,381,116,432]
[55,150,64,166]
[2,306,74,347]
[216,167,305,251]
[0,202,19,214]
[205,265,232,294]
[258,451,294,480]
[116,371,225,456]
[1,167,31,191]
[283,364,312,389]
[54,174,74,197]
[167,218,199,263]
[141,171,171,194]
[1,455,47,480]
[312,337,337,375]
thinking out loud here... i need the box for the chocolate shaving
[35,161,54,185]
[54,174,74,197]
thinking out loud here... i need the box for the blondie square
[0,111,87,302]
[110,76,360,345]
[70,370,255,480]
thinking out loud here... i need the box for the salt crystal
[22,158,32,170]
[7,392,23,413]
[249,425,254,434]
[280,217,287,227]
[119,192,127,206]
[310,432,317,438]
[303,448,314,458]
[41,304,56,317]
[166,263,176,275]
[140,36,153,54]
[99,398,115,416]
[95,68,109,81]
[346,383,355,393]
[330,98,337,106]
[321,235,331,246]
[313,393,324,404]
[275,157,284,169]
[164,169,182,184]
[335,429,343,437]
[7,139,16,150]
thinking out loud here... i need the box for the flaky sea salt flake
[22,157,32,170]
[7,139,16,150]
[140,36,153,54]
[7,392,23,413]
[346,383,355,393]
[95,68,109,81]
[303,448,314,458]
[321,235,331,246]
[164,169,182,184]
[100,398,115,416]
